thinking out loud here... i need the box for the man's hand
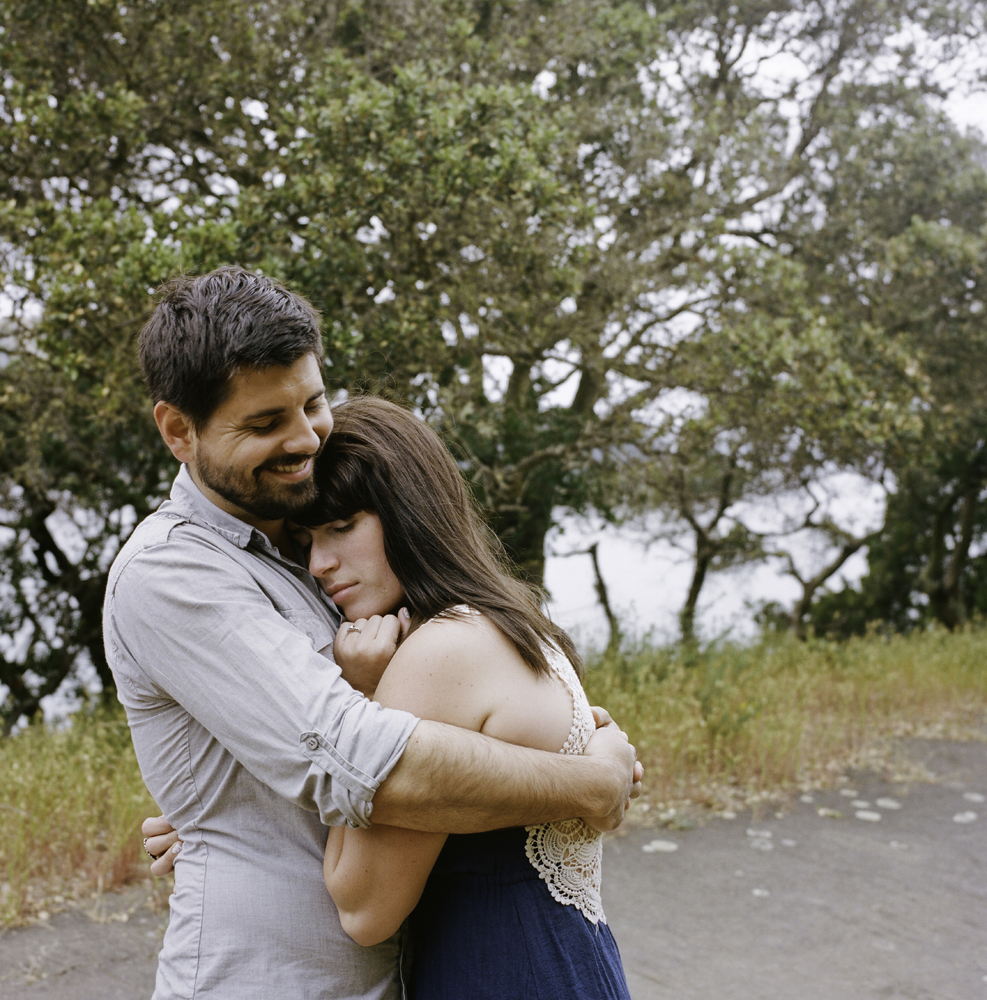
[142,815,182,877]
[333,609,410,698]
[580,706,643,832]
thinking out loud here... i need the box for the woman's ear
[154,401,196,464]
[397,607,412,642]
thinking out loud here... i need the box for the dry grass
[0,706,155,927]
[2,626,986,925]
[583,625,987,821]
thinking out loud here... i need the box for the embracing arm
[372,713,636,832]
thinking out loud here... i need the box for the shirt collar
[164,465,278,553]
[161,466,341,622]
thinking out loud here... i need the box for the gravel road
[2,738,984,1000]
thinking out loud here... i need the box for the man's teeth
[273,461,308,473]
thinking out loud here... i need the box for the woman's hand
[142,815,183,876]
[334,609,411,698]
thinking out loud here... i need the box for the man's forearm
[370,720,626,832]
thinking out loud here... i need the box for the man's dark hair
[138,266,324,428]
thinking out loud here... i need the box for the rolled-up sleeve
[105,528,418,828]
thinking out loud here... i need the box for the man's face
[189,353,332,525]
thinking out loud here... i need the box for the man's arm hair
[369,716,637,833]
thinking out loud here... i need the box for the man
[104,266,639,1000]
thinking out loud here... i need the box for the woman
[295,395,631,999]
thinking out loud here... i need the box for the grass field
[0,707,155,927]
[2,625,986,926]
[583,626,987,818]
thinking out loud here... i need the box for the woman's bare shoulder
[373,610,519,729]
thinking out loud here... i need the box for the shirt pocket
[281,608,336,657]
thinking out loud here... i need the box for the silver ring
[346,624,362,635]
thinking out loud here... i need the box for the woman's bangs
[298,452,376,526]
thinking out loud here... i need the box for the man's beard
[197,450,319,522]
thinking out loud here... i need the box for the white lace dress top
[523,643,607,925]
[434,608,607,925]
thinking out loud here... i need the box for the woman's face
[302,511,405,620]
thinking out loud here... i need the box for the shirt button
[306,736,320,751]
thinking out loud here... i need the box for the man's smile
[260,457,315,482]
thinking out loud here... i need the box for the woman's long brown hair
[299,396,583,678]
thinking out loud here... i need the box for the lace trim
[524,645,606,925]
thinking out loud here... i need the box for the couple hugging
[104,266,638,999]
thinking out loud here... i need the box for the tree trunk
[922,478,981,629]
[789,536,871,639]
[680,532,714,646]
[488,471,560,588]
[586,542,621,652]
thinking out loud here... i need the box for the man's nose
[282,409,326,455]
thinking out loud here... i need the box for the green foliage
[1,0,986,727]
[802,136,987,638]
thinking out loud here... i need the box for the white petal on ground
[734,870,745,877]
[839,789,858,797]
[871,940,896,952]
[781,839,797,847]
[953,811,978,824]
[889,840,908,850]
[642,839,680,853]
[818,807,843,819]
[876,798,902,810]
[799,794,814,804]
[963,792,985,803]
[746,829,773,851]
[751,888,770,897]
[852,800,870,808]
[856,810,882,822]
[720,810,737,820]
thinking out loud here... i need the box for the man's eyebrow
[241,390,325,423]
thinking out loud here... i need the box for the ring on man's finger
[346,624,362,635]
[143,837,164,861]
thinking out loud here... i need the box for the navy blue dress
[408,827,632,999]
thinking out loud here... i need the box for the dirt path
[2,739,984,1000]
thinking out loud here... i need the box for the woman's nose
[308,537,339,578]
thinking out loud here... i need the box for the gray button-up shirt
[104,467,419,1000]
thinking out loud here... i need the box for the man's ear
[154,401,197,464]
